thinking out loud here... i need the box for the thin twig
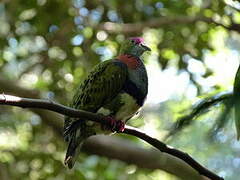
[165,92,232,139]
[0,94,223,180]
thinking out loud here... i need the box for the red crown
[129,37,144,44]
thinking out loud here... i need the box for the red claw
[115,120,125,132]
[102,116,125,132]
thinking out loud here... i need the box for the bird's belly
[115,93,140,121]
[97,92,140,122]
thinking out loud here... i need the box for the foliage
[1,0,240,179]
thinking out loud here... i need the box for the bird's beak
[141,44,151,51]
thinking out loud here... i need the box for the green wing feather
[73,60,127,111]
[64,60,128,139]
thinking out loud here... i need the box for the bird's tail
[64,128,85,169]
[64,119,95,168]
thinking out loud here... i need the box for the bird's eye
[131,40,135,44]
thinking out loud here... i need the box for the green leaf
[233,64,240,140]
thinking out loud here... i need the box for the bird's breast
[115,93,140,121]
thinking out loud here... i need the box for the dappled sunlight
[204,51,239,89]
[20,73,38,88]
[0,131,20,148]
[146,60,194,104]
[143,114,161,138]
[96,31,108,41]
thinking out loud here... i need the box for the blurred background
[0,0,240,179]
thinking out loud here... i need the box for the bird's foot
[102,116,125,132]
[115,120,125,132]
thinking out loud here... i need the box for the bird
[63,37,150,168]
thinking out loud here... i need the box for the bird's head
[119,37,151,57]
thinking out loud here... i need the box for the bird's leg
[102,116,125,132]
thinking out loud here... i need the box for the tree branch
[0,94,223,180]
[0,77,209,179]
[97,15,240,35]
[97,16,212,34]
[0,76,63,134]
[83,135,210,180]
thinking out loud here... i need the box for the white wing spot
[97,107,111,116]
